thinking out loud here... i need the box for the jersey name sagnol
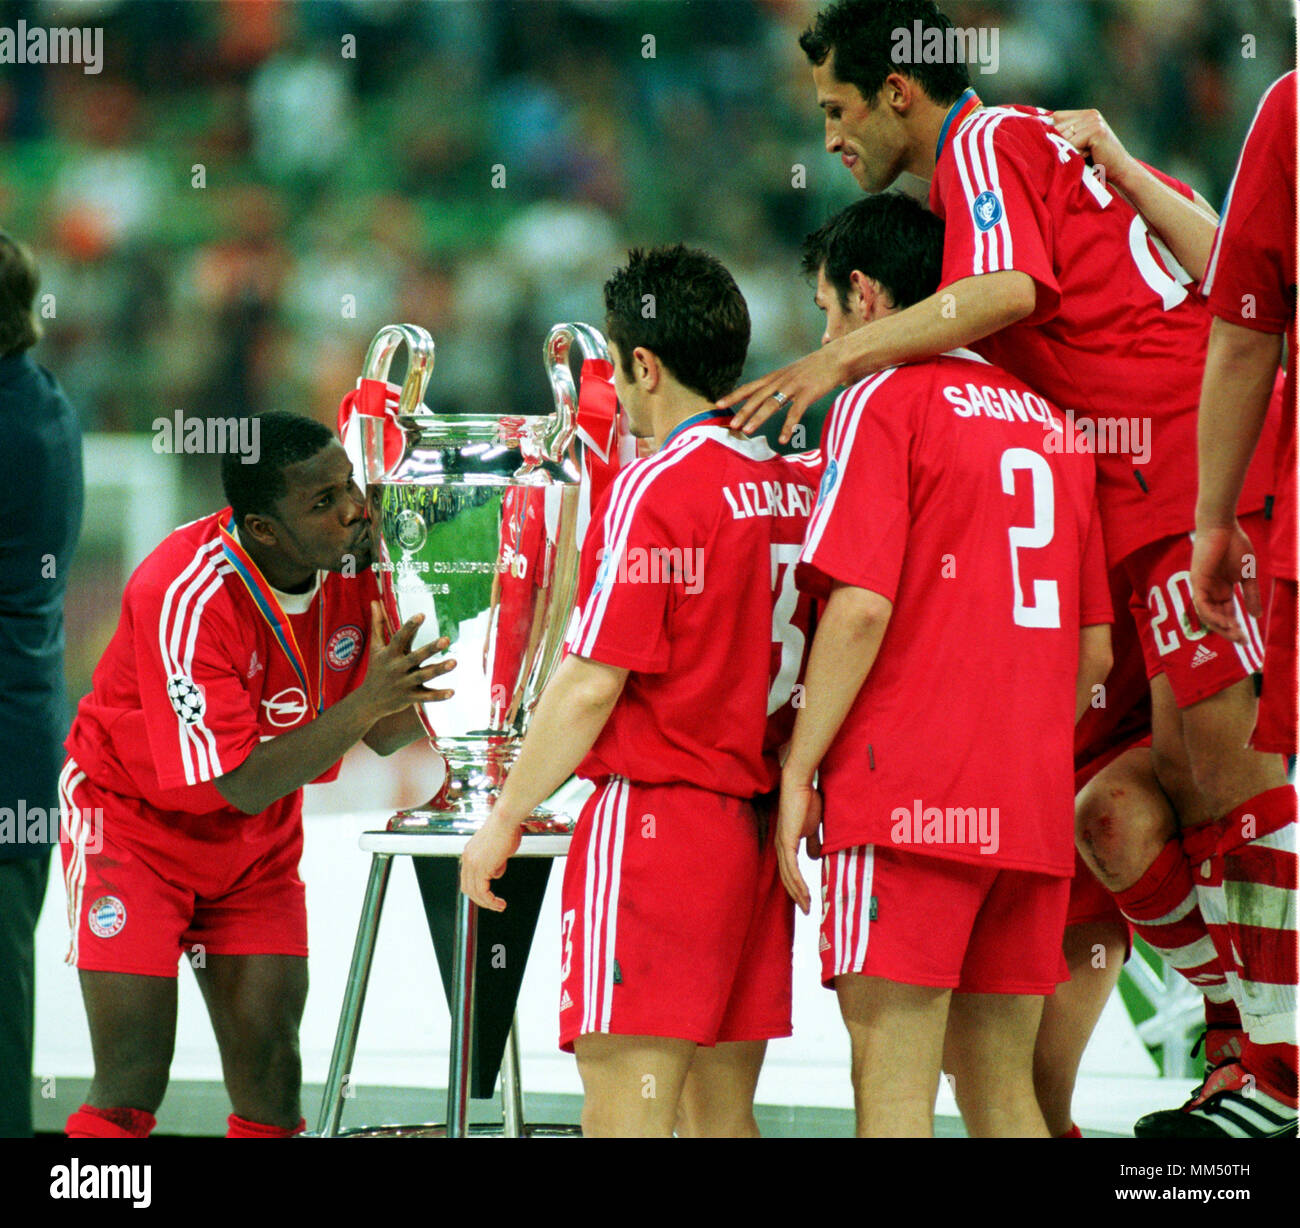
[721,480,815,521]
[942,383,1064,432]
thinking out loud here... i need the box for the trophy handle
[540,322,610,465]
[362,323,436,417]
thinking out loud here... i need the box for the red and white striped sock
[1113,837,1233,1004]
[1183,786,1298,1106]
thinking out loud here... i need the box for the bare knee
[676,1100,759,1138]
[581,1093,676,1138]
[1075,782,1171,891]
[89,1059,170,1114]
[219,1015,302,1122]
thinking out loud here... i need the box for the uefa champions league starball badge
[165,674,206,725]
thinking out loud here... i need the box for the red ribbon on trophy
[573,358,637,535]
[336,376,409,474]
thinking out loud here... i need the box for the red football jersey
[798,352,1111,876]
[567,417,820,797]
[929,103,1272,566]
[1203,72,1297,581]
[66,510,379,817]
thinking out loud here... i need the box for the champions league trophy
[321,320,618,1133]
[359,321,612,835]
[321,321,618,1135]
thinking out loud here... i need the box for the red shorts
[58,758,308,976]
[1253,577,1298,756]
[1123,511,1270,709]
[558,777,793,1050]
[819,845,1070,994]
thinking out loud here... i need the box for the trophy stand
[314,829,580,1138]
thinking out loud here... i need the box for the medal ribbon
[935,87,982,163]
[218,513,324,717]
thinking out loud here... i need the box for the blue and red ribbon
[218,513,324,717]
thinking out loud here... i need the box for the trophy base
[386,806,573,836]
[387,740,575,835]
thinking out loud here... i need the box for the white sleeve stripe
[598,436,696,561]
[952,113,1013,275]
[158,540,223,785]
[172,565,227,785]
[951,118,986,275]
[1203,75,1288,296]
[801,371,896,562]
[982,114,1012,269]
[181,566,234,779]
[159,541,235,785]
[575,457,671,657]
[574,437,710,657]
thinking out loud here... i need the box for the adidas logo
[818,934,830,953]
[559,989,573,1011]
[1190,643,1218,668]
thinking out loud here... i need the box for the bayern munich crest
[88,895,126,939]
[166,673,206,725]
[326,624,364,670]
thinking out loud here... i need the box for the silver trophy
[359,321,611,834]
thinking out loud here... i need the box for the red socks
[66,1104,156,1139]
[66,1105,307,1138]
[226,1113,306,1138]
[1057,1123,1083,1138]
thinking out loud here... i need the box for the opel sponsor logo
[261,686,309,727]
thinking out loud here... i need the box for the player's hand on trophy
[1050,109,1137,183]
[718,341,845,444]
[775,773,823,915]
[460,813,522,912]
[1190,522,1262,644]
[356,601,456,718]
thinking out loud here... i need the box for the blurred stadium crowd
[1,0,1293,437]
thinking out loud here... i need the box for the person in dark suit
[0,232,84,1136]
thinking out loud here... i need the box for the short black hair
[0,232,43,356]
[800,0,970,108]
[603,245,750,403]
[801,193,944,310]
[221,411,336,526]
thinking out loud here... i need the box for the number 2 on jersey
[1001,448,1061,629]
